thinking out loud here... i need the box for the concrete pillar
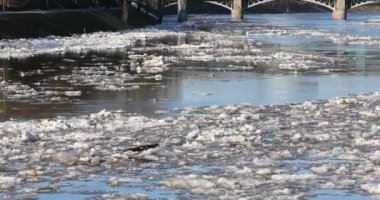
[231,0,243,21]
[122,0,129,23]
[177,0,188,23]
[332,0,347,20]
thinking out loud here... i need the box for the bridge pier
[177,0,188,23]
[332,0,347,20]
[122,0,129,23]
[231,0,243,21]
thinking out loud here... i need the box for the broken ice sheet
[0,93,378,198]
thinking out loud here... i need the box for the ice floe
[0,31,186,59]
[56,55,167,91]
[0,93,378,198]
[361,184,380,194]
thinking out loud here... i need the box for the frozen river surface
[0,13,379,199]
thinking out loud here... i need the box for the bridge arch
[164,0,335,11]
[164,0,380,11]
[245,0,334,11]
[164,2,178,8]
[204,1,232,10]
[164,0,379,22]
[350,0,379,9]
[164,1,232,10]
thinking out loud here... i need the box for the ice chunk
[0,176,18,189]
[361,183,380,194]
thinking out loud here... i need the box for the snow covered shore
[0,93,379,199]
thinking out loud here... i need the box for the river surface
[1,13,380,120]
[0,13,379,199]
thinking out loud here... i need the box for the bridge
[125,0,379,22]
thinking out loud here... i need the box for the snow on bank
[0,93,379,198]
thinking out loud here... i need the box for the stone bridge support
[332,0,347,20]
[122,0,129,23]
[231,0,243,21]
[178,0,188,22]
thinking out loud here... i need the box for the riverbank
[0,8,157,39]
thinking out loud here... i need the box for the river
[0,13,379,199]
